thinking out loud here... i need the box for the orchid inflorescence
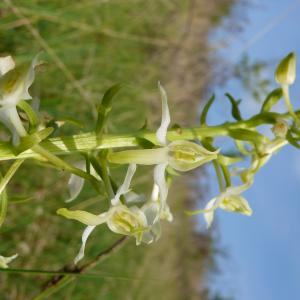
[0,52,298,266]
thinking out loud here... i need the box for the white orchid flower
[58,164,156,264]
[187,181,252,228]
[0,55,39,144]
[109,83,218,219]
[0,253,18,269]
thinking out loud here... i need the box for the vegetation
[0,0,235,299]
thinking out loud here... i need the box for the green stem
[282,85,300,125]
[8,109,97,182]
[0,110,296,162]
[32,145,96,182]
[212,160,224,192]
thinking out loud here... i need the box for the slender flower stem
[212,160,224,192]
[282,85,300,125]
[0,110,296,162]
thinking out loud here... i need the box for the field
[0,1,234,299]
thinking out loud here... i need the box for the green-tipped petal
[57,208,108,226]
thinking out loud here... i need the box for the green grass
[0,0,231,299]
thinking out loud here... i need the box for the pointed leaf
[17,100,39,130]
[261,88,283,113]
[135,137,155,149]
[200,94,215,125]
[225,93,242,121]
[96,84,123,136]
[286,130,300,149]
[14,127,54,154]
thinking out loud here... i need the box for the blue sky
[207,1,300,299]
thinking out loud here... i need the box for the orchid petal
[66,161,86,203]
[22,54,40,100]
[203,197,218,228]
[150,183,160,202]
[0,56,15,76]
[57,208,108,226]
[0,55,39,109]
[156,82,170,146]
[153,163,168,206]
[74,225,96,264]
[0,253,18,268]
[111,164,137,206]
[0,109,20,145]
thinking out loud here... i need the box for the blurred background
[0,0,299,299]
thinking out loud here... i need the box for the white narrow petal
[153,163,168,206]
[203,197,218,228]
[0,56,15,76]
[74,225,96,265]
[156,82,170,146]
[22,54,40,100]
[0,109,20,145]
[111,164,137,206]
[150,183,160,202]
[66,161,86,203]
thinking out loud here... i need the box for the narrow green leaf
[261,88,283,113]
[96,84,123,136]
[200,94,215,125]
[17,100,39,130]
[15,127,54,154]
[225,93,242,121]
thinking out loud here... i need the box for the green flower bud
[275,52,296,85]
